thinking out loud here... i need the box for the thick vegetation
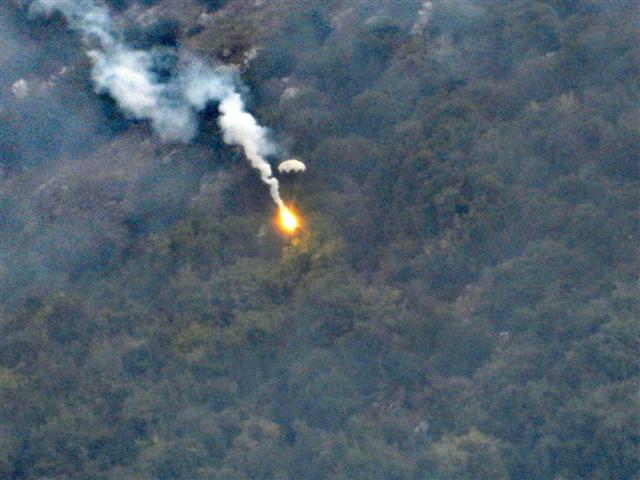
[1,1,638,479]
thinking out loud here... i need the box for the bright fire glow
[279,206,299,233]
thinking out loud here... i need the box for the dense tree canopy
[1,0,638,479]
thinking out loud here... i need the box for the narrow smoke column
[31,0,302,232]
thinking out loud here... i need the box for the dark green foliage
[1,0,638,479]
[125,18,181,49]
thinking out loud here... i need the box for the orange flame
[279,205,299,233]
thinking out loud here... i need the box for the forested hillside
[1,0,638,479]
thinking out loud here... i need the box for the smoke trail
[411,1,433,35]
[30,0,284,207]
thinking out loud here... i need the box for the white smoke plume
[411,1,433,35]
[12,78,29,98]
[30,0,284,208]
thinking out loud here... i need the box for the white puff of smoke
[87,47,198,141]
[30,0,284,206]
[411,1,433,35]
[181,59,235,109]
[12,78,29,98]
[31,0,115,48]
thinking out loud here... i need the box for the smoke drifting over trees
[1,1,638,479]
[32,0,286,207]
